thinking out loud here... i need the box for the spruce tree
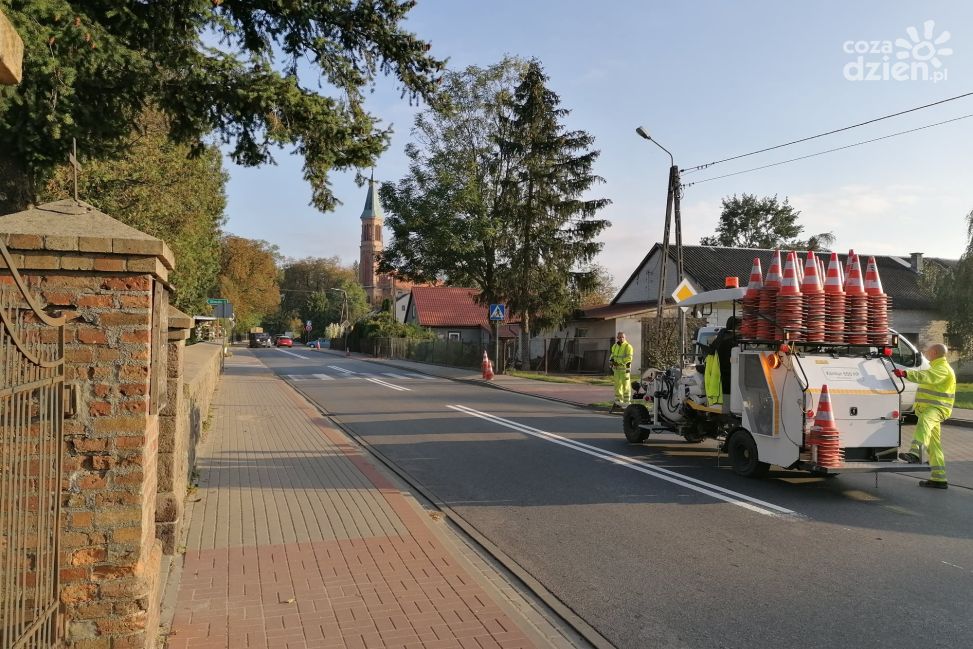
[499,60,610,363]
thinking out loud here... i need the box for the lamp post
[636,126,686,360]
[329,288,349,354]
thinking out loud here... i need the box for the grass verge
[955,382,973,410]
[508,370,613,386]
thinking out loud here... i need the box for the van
[248,332,272,348]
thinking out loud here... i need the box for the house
[405,286,519,344]
[567,244,952,372]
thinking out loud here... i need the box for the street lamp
[635,126,686,360]
[329,288,349,354]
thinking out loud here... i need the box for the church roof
[360,178,383,221]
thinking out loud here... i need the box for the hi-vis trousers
[910,405,949,483]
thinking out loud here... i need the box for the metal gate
[0,239,65,648]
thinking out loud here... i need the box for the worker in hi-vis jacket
[896,343,955,490]
[610,331,635,404]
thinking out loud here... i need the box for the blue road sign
[489,304,506,321]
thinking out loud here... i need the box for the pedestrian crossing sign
[489,304,506,321]
[671,279,697,303]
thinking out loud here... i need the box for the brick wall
[0,200,177,649]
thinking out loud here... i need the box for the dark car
[276,336,293,348]
[248,332,272,348]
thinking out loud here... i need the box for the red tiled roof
[410,286,520,335]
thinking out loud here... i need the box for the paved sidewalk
[166,351,581,649]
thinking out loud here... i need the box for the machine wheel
[727,430,770,478]
[623,404,650,443]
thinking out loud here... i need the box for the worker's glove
[892,369,907,378]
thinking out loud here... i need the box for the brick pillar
[0,199,176,649]
[156,307,192,554]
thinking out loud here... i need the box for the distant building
[358,175,394,306]
[405,286,519,344]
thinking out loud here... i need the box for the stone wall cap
[167,305,194,330]
[0,199,175,270]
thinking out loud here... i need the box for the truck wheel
[727,430,770,478]
[623,404,650,443]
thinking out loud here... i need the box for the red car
[275,336,293,348]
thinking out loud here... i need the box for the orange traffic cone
[864,256,890,345]
[740,257,763,339]
[802,252,825,342]
[808,384,843,468]
[482,350,494,380]
[776,252,804,339]
[824,252,846,343]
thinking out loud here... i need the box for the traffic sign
[305,322,312,332]
[670,279,697,304]
[488,304,506,321]
[207,298,227,305]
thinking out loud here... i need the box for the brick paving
[166,352,556,649]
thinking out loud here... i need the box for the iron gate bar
[0,236,66,649]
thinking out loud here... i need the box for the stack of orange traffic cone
[801,251,825,342]
[808,385,844,468]
[864,256,891,346]
[740,257,763,339]
[758,250,783,340]
[844,253,869,345]
[482,350,494,380]
[776,252,804,340]
[823,252,846,344]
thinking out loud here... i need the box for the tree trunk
[519,311,530,370]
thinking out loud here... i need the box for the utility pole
[637,127,687,360]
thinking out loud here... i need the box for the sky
[221,1,973,294]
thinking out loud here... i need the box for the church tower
[358,175,393,305]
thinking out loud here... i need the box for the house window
[575,327,588,338]
[447,331,461,341]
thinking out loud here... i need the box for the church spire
[360,171,383,220]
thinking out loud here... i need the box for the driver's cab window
[891,334,919,367]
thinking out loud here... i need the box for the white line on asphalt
[448,404,801,519]
[367,377,411,392]
[382,373,410,380]
[312,373,334,381]
[327,365,355,375]
[407,373,436,380]
[277,349,313,360]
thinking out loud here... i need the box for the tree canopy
[379,58,610,340]
[928,208,973,358]
[218,235,281,334]
[0,1,445,213]
[42,108,226,314]
[700,194,835,250]
[268,256,368,338]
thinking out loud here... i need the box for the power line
[683,112,973,187]
[683,91,973,173]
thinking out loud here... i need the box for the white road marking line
[448,404,801,520]
[312,373,334,381]
[328,365,355,375]
[382,373,410,380]
[285,375,307,381]
[366,377,411,392]
[277,349,313,360]
[407,373,436,380]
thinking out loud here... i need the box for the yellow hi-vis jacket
[906,356,956,416]
[611,341,634,371]
[704,354,723,405]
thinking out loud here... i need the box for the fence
[376,337,483,369]
[364,336,614,375]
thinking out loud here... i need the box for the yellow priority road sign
[671,279,697,303]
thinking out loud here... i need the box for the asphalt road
[255,347,973,649]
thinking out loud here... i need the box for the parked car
[248,332,272,348]
[276,336,293,348]
[306,338,331,349]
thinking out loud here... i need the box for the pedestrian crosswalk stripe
[327,365,355,375]
[407,373,436,380]
[382,373,409,380]
[312,373,334,381]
